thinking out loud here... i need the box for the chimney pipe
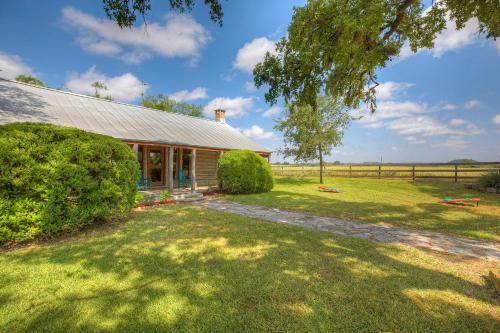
[215,109,226,123]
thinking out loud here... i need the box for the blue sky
[0,0,499,162]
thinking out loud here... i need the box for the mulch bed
[133,199,176,211]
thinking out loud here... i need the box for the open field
[225,177,500,240]
[271,162,500,181]
[1,206,498,332]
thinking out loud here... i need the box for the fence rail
[270,162,500,182]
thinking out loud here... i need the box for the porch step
[172,191,204,202]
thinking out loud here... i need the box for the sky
[0,0,499,163]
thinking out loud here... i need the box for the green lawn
[225,177,500,240]
[1,206,498,332]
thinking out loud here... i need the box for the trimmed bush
[217,150,273,194]
[0,123,139,242]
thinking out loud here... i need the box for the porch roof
[0,79,270,153]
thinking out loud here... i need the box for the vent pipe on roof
[215,109,226,123]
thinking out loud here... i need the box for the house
[0,78,270,191]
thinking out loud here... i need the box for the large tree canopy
[142,93,203,117]
[102,0,224,27]
[254,0,499,113]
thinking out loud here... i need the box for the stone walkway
[196,200,500,261]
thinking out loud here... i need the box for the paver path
[196,199,500,261]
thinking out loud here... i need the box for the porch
[127,143,222,192]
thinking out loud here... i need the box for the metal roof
[0,79,270,153]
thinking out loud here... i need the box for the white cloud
[493,114,500,124]
[233,37,276,73]
[437,102,458,110]
[399,13,482,59]
[61,7,210,64]
[244,81,257,93]
[0,51,32,79]
[356,100,427,126]
[464,99,480,109]
[433,137,470,149]
[241,125,275,140]
[387,115,483,137]
[64,65,145,103]
[203,96,253,118]
[387,115,457,137]
[449,118,466,126]
[169,87,207,102]
[406,136,426,144]
[431,16,479,57]
[391,146,399,151]
[356,81,485,140]
[76,35,122,56]
[375,81,412,100]
[262,106,282,118]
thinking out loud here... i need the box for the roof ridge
[0,77,224,125]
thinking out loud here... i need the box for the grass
[225,177,500,240]
[0,206,498,332]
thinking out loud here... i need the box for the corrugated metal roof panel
[0,79,270,152]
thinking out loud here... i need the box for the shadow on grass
[0,206,498,332]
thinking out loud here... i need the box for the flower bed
[133,199,176,211]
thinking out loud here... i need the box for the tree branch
[382,0,417,40]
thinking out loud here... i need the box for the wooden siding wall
[196,150,219,186]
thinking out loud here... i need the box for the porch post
[142,146,148,180]
[164,147,168,187]
[132,143,139,158]
[168,147,174,191]
[218,151,224,189]
[190,149,197,191]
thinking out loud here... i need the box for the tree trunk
[319,145,324,184]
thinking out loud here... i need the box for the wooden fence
[270,162,500,182]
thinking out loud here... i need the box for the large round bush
[0,123,139,242]
[217,150,273,194]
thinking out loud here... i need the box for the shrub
[0,123,139,242]
[159,190,172,201]
[479,170,500,189]
[217,150,273,194]
[142,195,154,206]
[134,192,145,206]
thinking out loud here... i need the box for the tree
[102,0,224,27]
[91,81,114,100]
[141,94,202,117]
[254,0,499,113]
[277,95,350,184]
[91,81,107,98]
[15,75,45,87]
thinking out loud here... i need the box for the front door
[148,147,164,187]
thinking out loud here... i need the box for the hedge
[217,150,273,194]
[0,123,139,242]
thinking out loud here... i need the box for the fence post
[378,165,381,179]
[454,165,458,182]
[301,165,304,177]
[412,165,415,181]
[349,164,352,178]
[281,165,284,176]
